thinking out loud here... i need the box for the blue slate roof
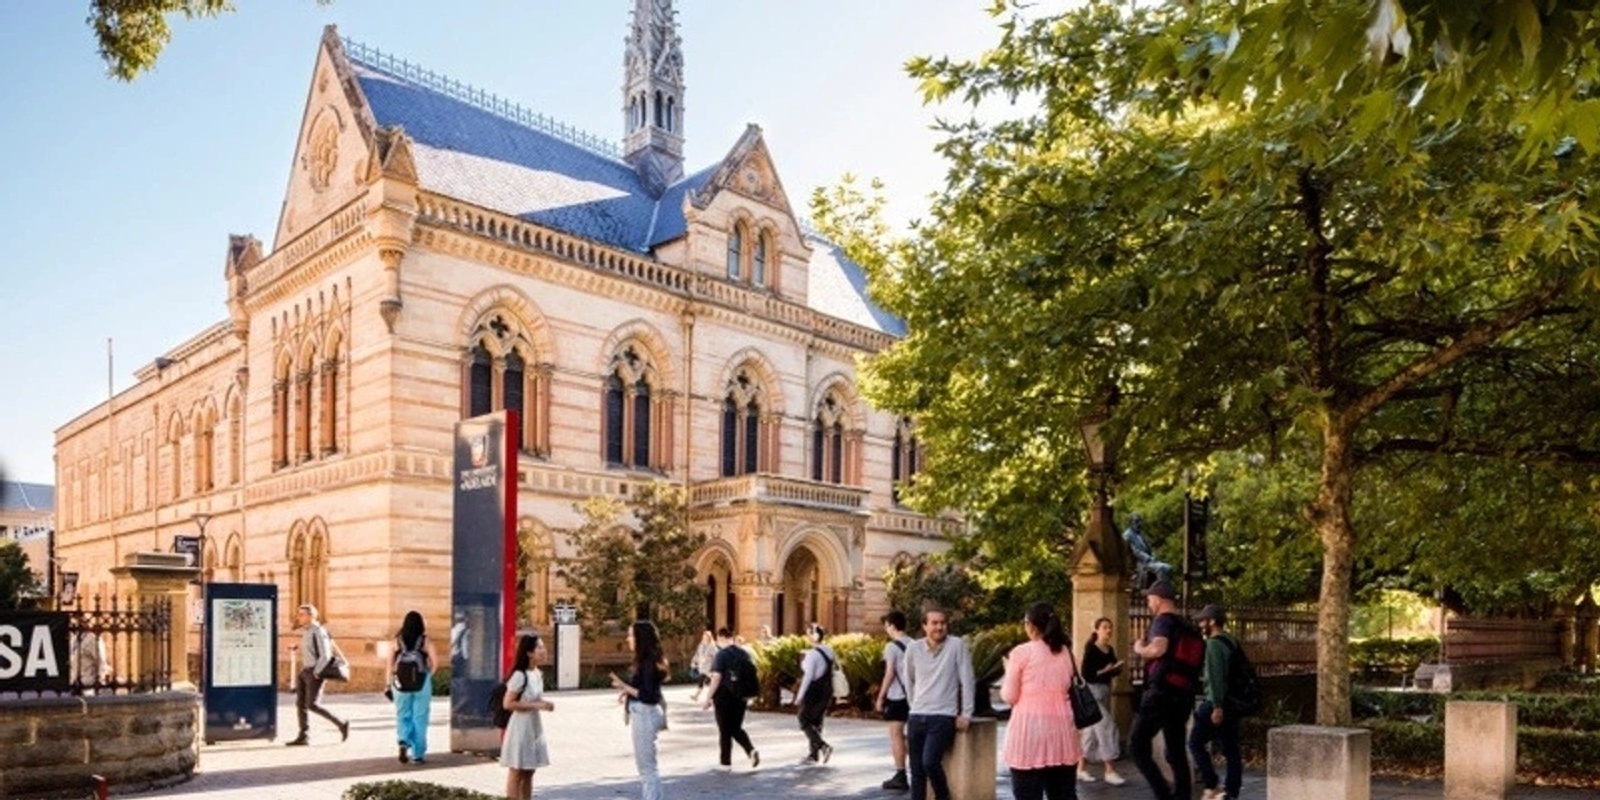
[0,481,54,512]
[343,42,904,337]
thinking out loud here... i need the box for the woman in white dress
[501,633,554,800]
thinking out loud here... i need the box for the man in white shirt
[903,606,974,800]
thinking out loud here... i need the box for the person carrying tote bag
[999,602,1084,800]
[285,604,350,746]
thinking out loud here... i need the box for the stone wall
[0,691,199,798]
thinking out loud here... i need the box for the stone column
[111,552,200,690]
[1445,701,1517,799]
[1267,725,1371,800]
[1071,508,1133,732]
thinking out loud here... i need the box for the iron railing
[64,594,173,696]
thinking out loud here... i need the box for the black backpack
[1222,636,1262,717]
[488,670,523,729]
[722,647,760,699]
[394,635,429,693]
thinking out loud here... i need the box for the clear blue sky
[0,1,1037,485]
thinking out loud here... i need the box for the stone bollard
[1267,725,1371,800]
[1445,701,1517,799]
[933,716,997,800]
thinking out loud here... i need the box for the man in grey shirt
[903,606,975,800]
[286,604,349,746]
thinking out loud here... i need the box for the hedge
[344,781,500,800]
[1348,637,1439,674]
[1352,687,1600,730]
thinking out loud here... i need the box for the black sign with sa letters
[0,611,70,693]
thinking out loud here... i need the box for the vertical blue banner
[449,410,519,754]
[203,582,278,743]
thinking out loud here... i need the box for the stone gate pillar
[110,552,200,690]
[1070,508,1134,732]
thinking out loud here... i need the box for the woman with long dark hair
[999,602,1084,800]
[500,633,554,800]
[609,620,668,800]
[387,610,439,764]
[1079,617,1127,785]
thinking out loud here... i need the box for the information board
[203,582,278,744]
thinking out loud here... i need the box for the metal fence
[64,594,173,696]
[1128,602,1319,683]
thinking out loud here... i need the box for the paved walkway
[120,685,1592,799]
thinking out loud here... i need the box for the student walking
[1130,581,1201,800]
[387,610,439,764]
[1189,604,1244,800]
[873,610,912,792]
[690,629,717,702]
[795,624,837,765]
[500,633,554,800]
[610,621,668,800]
[1078,616,1128,785]
[285,604,349,746]
[699,627,760,771]
[1000,602,1084,800]
[904,606,975,800]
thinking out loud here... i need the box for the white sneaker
[1201,789,1225,800]
[1104,772,1127,786]
[1079,772,1097,783]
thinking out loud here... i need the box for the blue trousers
[906,714,957,800]
[394,680,431,761]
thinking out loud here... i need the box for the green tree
[558,482,706,650]
[0,541,43,611]
[87,0,328,81]
[816,1,1600,724]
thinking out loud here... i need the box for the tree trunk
[1307,420,1357,726]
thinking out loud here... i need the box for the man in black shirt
[1129,580,1195,800]
[699,627,760,770]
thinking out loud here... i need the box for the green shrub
[344,780,500,800]
[429,665,450,696]
[1352,687,1600,731]
[830,632,885,709]
[967,623,1028,686]
[752,635,807,706]
[1520,727,1600,781]
[1348,637,1439,674]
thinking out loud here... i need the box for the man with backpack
[700,626,760,771]
[873,610,911,792]
[1189,604,1251,800]
[1130,580,1200,800]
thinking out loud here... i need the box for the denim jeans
[394,678,431,761]
[906,714,957,800]
[1189,700,1242,798]
[1129,689,1193,800]
[628,700,664,800]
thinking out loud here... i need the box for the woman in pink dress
[1001,602,1084,800]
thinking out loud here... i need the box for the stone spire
[622,0,685,196]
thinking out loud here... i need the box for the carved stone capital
[379,298,403,333]
[378,245,406,269]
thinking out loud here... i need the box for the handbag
[316,637,351,682]
[1069,672,1103,729]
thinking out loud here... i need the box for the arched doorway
[702,555,736,634]
[774,535,849,636]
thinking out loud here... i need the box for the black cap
[1194,604,1226,625]
[1146,580,1178,601]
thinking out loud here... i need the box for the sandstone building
[53,1,950,681]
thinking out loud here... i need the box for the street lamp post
[1070,399,1135,734]
[1074,410,1125,576]
[192,513,212,692]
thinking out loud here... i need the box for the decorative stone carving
[306,112,340,191]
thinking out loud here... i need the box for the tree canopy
[0,541,43,611]
[816,0,1600,725]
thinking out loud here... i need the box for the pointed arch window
[272,356,291,470]
[811,393,847,484]
[320,334,342,456]
[892,417,922,504]
[654,90,664,127]
[721,369,771,477]
[227,393,243,485]
[294,347,315,464]
[167,415,184,501]
[461,314,552,457]
[727,223,744,279]
[194,408,215,493]
[753,232,768,286]
[602,344,670,470]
